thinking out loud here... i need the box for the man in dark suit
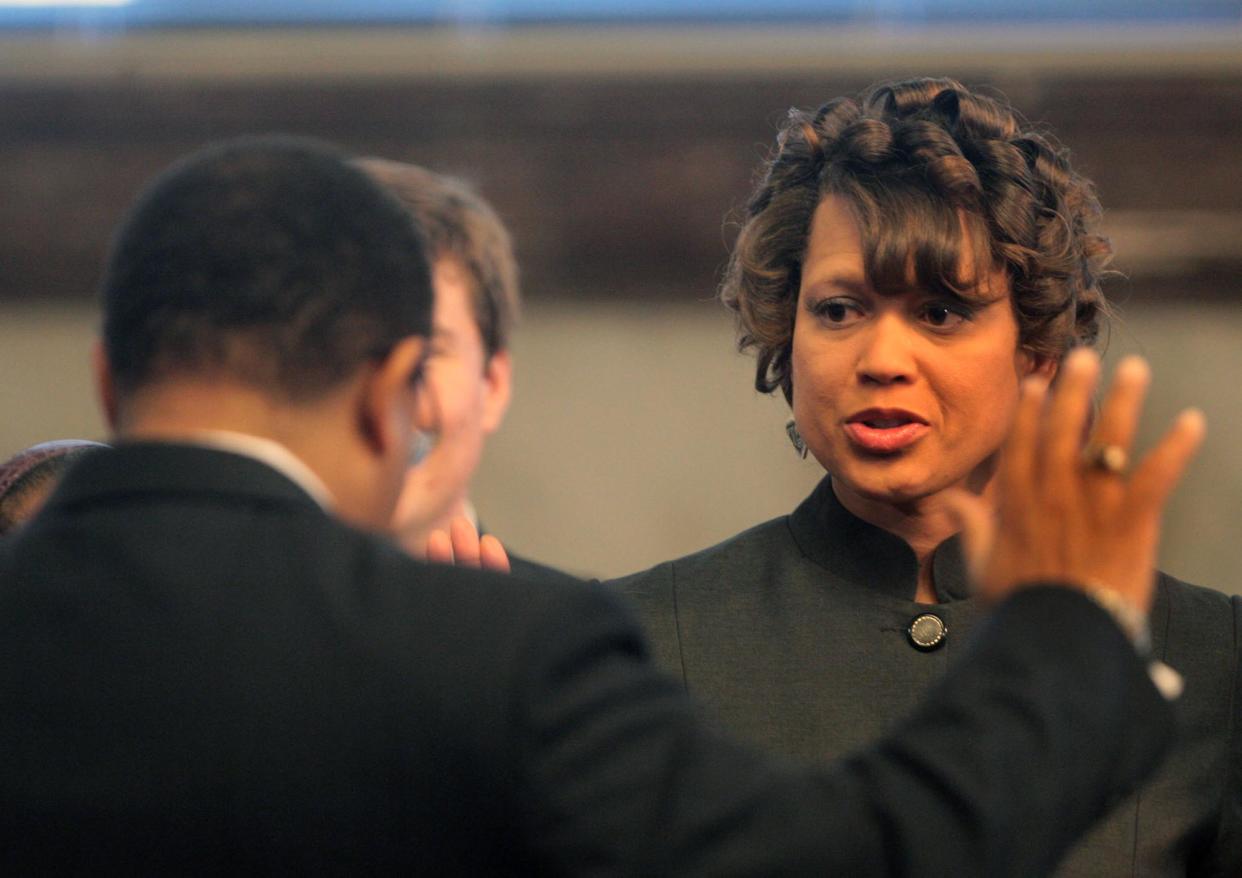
[0,136,1199,874]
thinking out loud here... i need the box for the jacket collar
[45,441,328,519]
[788,476,971,603]
[173,430,333,510]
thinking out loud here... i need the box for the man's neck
[113,378,384,531]
[158,429,335,510]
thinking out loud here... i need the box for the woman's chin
[830,465,943,508]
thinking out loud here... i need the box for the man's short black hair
[101,136,432,402]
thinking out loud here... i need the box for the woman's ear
[1019,349,1060,382]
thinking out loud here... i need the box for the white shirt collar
[180,430,335,511]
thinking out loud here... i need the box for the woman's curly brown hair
[721,77,1112,404]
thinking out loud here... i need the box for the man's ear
[359,336,426,455]
[92,340,119,430]
[480,349,513,435]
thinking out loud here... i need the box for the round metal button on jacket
[908,613,948,651]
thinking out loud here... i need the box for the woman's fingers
[1043,349,1100,483]
[1126,408,1207,520]
[1085,356,1151,474]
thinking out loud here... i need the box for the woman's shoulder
[605,513,797,596]
[1155,570,1237,615]
[603,515,804,673]
[1152,570,1238,661]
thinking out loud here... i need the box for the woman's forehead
[802,196,865,271]
[805,191,1004,301]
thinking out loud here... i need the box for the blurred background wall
[2,4,1241,587]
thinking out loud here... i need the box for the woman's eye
[920,302,971,329]
[824,303,850,322]
[810,298,862,326]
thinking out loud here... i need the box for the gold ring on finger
[1082,442,1128,475]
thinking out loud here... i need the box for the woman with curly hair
[611,78,1239,876]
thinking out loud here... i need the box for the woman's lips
[843,412,929,453]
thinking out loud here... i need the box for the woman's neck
[830,478,987,604]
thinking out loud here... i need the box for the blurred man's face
[391,258,511,548]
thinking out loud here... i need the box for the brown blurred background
[2,17,1241,585]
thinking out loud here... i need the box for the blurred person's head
[353,158,516,552]
[722,77,1110,510]
[96,136,435,530]
[0,440,109,535]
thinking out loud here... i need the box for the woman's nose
[856,313,917,385]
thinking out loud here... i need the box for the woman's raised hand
[949,349,1205,613]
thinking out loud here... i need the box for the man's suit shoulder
[508,552,582,586]
[325,523,634,670]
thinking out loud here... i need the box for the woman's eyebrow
[944,284,1010,306]
[801,274,868,294]
[915,287,977,305]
